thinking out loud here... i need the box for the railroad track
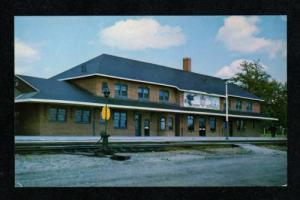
[15,143,193,154]
[15,139,286,154]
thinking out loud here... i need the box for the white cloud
[14,38,46,77]
[216,16,286,58]
[100,18,186,50]
[15,39,40,61]
[215,59,268,79]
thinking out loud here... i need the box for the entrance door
[175,114,180,136]
[135,113,142,136]
[199,117,206,136]
[144,119,150,136]
[229,121,233,136]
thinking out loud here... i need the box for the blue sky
[15,16,287,82]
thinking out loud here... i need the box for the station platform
[15,136,287,144]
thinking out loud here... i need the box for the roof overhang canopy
[15,98,278,121]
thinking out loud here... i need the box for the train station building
[14,54,277,137]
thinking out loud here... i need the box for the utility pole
[225,80,229,140]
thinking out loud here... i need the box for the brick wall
[15,102,262,136]
[69,76,99,95]
[15,103,176,136]
[180,114,224,137]
[39,104,95,136]
[230,118,262,137]
[179,114,261,137]
[69,76,178,104]
[220,97,261,113]
[252,101,261,113]
[15,103,41,135]
[69,76,262,115]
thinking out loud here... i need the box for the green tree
[230,60,287,131]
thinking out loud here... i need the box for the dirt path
[15,146,287,187]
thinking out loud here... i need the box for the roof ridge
[101,53,223,81]
[50,54,106,79]
[16,74,47,80]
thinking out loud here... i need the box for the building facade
[14,54,277,137]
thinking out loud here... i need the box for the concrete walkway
[15,136,287,144]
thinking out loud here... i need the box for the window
[144,119,150,128]
[75,109,91,124]
[252,120,255,129]
[222,119,227,129]
[138,87,149,100]
[236,120,246,131]
[241,120,246,131]
[236,99,242,110]
[15,79,19,87]
[209,117,216,131]
[246,102,253,111]
[48,108,66,122]
[168,116,173,130]
[187,115,194,131]
[199,118,206,128]
[237,120,241,131]
[223,99,231,110]
[159,90,169,102]
[160,117,166,130]
[115,83,128,98]
[113,111,127,128]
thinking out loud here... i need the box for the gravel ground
[15,145,287,187]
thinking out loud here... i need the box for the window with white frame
[160,117,166,130]
[187,115,194,131]
[74,109,91,124]
[138,87,149,100]
[48,108,67,122]
[159,90,169,102]
[115,83,128,98]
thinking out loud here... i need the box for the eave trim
[15,98,277,121]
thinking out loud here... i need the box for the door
[135,113,142,136]
[144,119,150,136]
[229,121,233,136]
[199,117,206,136]
[175,114,180,136]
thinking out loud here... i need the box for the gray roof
[15,75,271,118]
[51,54,261,100]
[16,75,100,103]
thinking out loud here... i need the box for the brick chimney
[183,57,191,72]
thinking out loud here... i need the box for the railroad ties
[15,139,287,156]
[15,143,169,155]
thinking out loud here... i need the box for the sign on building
[184,92,220,110]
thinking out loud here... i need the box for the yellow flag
[101,105,110,120]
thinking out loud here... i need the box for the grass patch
[255,144,287,152]
[163,144,249,155]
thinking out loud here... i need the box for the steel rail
[15,140,286,154]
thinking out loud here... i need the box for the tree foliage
[231,60,287,128]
